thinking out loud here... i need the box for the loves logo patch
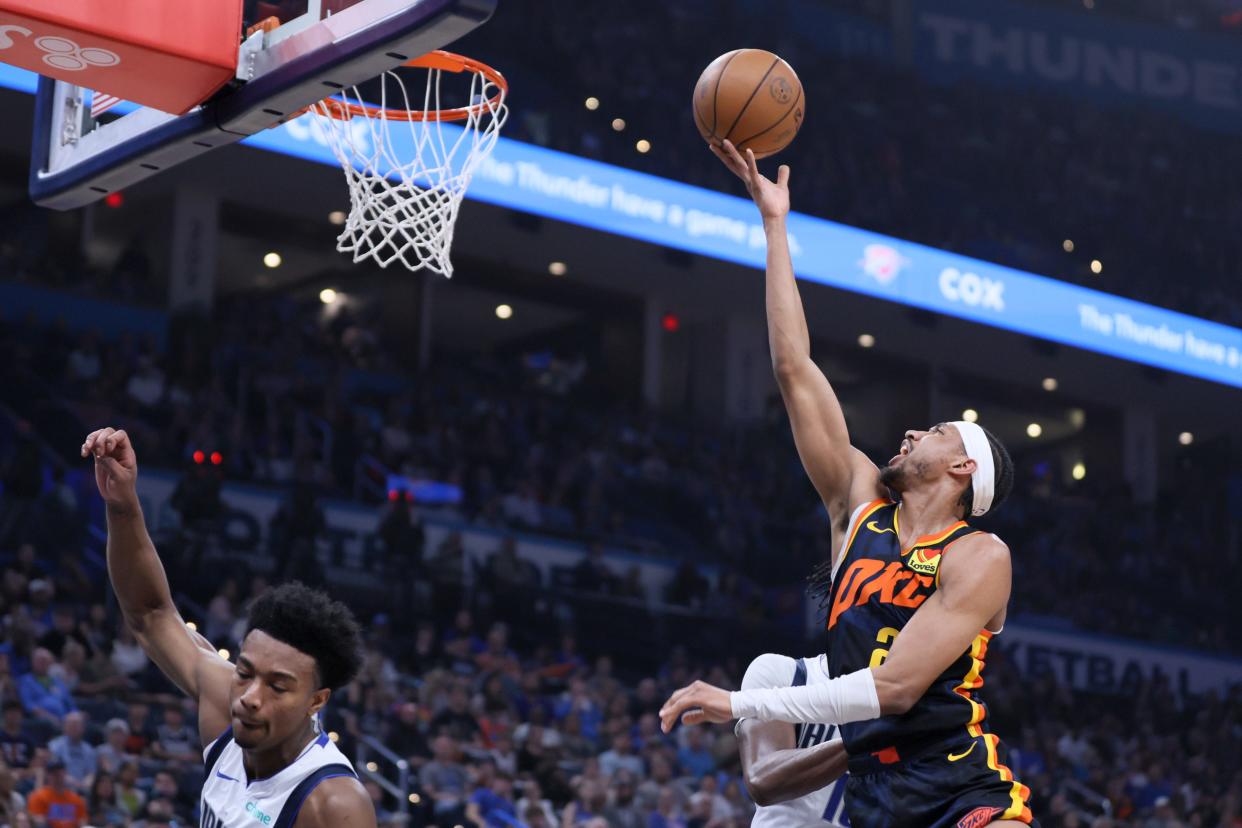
[906,548,942,577]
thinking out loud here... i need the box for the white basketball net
[309,60,507,277]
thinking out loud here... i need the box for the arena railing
[355,733,413,819]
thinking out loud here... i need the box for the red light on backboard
[104,192,123,208]
[661,313,680,332]
[192,450,205,464]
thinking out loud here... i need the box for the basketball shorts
[843,733,1038,828]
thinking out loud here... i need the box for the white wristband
[729,668,880,725]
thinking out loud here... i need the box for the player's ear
[948,456,976,479]
[308,688,330,717]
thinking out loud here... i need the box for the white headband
[952,421,995,517]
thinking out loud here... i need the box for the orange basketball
[693,49,804,159]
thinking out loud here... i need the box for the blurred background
[0,0,1240,826]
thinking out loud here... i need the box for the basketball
[693,49,804,159]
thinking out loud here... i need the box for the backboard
[26,0,496,209]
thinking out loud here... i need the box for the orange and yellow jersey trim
[825,499,998,756]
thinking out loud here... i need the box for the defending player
[81,427,376,827]
[658,143,1036,828]
[738,653,849,827]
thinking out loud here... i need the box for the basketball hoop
[308,51,508,276]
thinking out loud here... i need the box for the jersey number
[868,627,899,668]
[821,775,850,825]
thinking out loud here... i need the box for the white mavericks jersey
[200,726,357,828]
[740,653,849,828]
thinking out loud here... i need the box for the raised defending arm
[83,428,233,742]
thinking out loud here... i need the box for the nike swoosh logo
[216,771,240,782]
[947,742,977,762]
[866,521,895,535]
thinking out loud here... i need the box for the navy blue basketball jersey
[825,499,999,758]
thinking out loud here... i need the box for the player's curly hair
[245,581,363,691]
[958,425,1014,519]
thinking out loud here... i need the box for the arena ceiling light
[495,304,514,320]
[961,408,979,423]
[548,261,567,276]
[1062,239,1074,252]
[1072,462,1087,480]
[1178,431,1194,445]
[319,288,338,305]
[857,333,876,348]
[1090,259,1103,274]
[1026,423,1043,438]
[263,251,282,268]
[636,139,651,154]
[1042,377,1058,391]
[612,118,626,131]
[584,97,600,110]
[327,210,347,226]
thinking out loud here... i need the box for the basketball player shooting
[81,428,376,827]
[658,142,1036,828]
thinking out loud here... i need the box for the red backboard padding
[0,0,242,114]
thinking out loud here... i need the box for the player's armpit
[294,776,377,827]
[738,719,847,806]
[870,534,1011,715]
[123,605,234,741]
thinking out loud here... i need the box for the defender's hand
[659,680,733,733]
[711,139,791,220]
[82,427,139,510]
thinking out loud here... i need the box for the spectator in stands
[604,771,644,828]
[485,537,532,591]
[168,460,224,531]
[121,705,154,758]
[377,496,425,574]
[108,627,148,682]
[572,544,617,595]
[599,731,644,779]
[428,533,467,614]
[123,356,165,413]
[203,579,239,645]
[647,786,685,828]
[93,720,129,775]
[46,643,84,699]
[465,761,518,827]
[675,729,715,781]
[17,650,75,726]
[420,735,469,827]
[85,772,122,827]
[515,776,557,826]
[0,765,25,827]
[150,769,192,818]
[150,705,197,767]
[563,778,608,825]
[112,761,145,821]
[0,702,34,778]
[430,685,482,744]
[385,701,430,770]
[26,582,55,634]
[25,759,86,828]
[500,481,543,528]
[46,713,93,792]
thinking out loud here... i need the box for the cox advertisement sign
[5,61,1242,388]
